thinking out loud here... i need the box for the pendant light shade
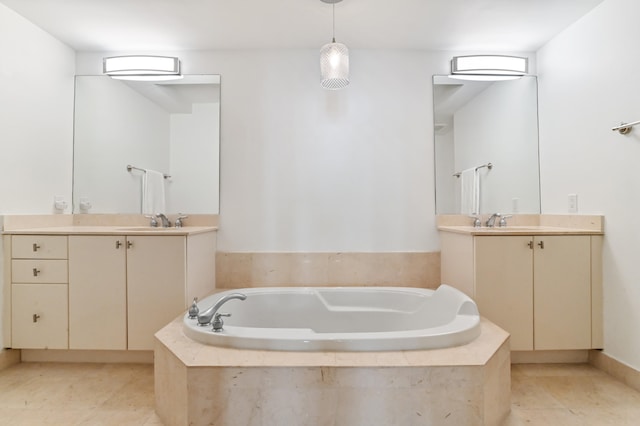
[320,41,349,90]
[320,0,349,90]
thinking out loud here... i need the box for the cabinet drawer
[12,235,67,259]
[12,260,68,283]
[12,283,68,349]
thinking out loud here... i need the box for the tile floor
[0,362,639,425]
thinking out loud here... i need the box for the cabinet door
[534,235,591,350]
[68,236,127,350]
[127,236,186,350]
[475,236,534,351]
[12,284,68,349]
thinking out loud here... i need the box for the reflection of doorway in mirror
[72,75,221,215]
[433,75,540,215]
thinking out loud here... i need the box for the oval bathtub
[182,284,481,351]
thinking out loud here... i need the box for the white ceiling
[1,0,604,52]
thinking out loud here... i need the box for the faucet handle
[188,297,199,319]
[468,215,481,228]
[144,215,158,227]
[498,215,513,227]
[175,214,189,228]
[212,313,231,332]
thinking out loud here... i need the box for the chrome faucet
[486,213,502,227]
[197,293,247,327]
[156,213,171,228]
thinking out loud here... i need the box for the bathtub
[182,284,481,351]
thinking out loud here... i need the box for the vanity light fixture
[103,55,183,81]
[450,55,528,81]
[320,0,349,90]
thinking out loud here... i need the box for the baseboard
[20,349,153,364]
[589,350,640,393]
[511,350,589,364]
[0,349,21,371]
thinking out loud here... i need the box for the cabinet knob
[537,240,545,249]
[32,243,40,252]
[32,268,41,277]
[116,240,123,249]
[527,241,534,249]
[32,314,41,323]
[127,240,133,249]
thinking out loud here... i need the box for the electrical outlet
[568,194,578,213]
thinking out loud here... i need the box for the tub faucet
[197,293,247,326]
[156,213,171,228]
[486,213,501,227]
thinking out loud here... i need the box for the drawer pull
[527,241,534,249]
[116,240,123,249]
[538,241,545,249]
[32,243,40,252]
[127,241,133,249]
[32,268,41,277]
[33,314,41,323]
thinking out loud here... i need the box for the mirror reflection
[433,75,540,215]
[72,75,220,214]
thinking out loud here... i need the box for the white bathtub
[182,284,481,351]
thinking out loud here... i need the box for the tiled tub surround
[155,317,511,426]
[216,251,441,288]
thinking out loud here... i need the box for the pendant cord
[332,4,336,43]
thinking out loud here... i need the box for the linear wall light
[450,55,528,81]
[103,55,183,81]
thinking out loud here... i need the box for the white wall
[78,50,452,252]
[537,0,640,370]
[0,4,75,350]
[0,4,75,214]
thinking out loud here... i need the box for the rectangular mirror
[433,75,540,215]
[72,75,220,214]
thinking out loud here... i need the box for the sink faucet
[197,293,247,327]
[156,213,171,228]
[486,213,502,227]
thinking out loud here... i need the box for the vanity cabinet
[7,229,216,352]
[10,235,69,349]
[68,233,214,351]
[441,231,602,351]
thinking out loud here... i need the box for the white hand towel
[142,169,166,214]
[460,168,479,215]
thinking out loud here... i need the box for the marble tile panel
[215,252,253,288]
[289,252,330,285]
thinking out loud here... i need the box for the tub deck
[155,316,510,425]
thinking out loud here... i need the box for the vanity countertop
[438,225,603,236]
[2,226,217,236]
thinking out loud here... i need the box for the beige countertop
[438,225,603,236]
[2,225,217,236]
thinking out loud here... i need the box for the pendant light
[320,0,349,90]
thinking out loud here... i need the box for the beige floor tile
[2,361,640,426]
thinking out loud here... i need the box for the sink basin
[476,226,542,232]
[117,227,175,232]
